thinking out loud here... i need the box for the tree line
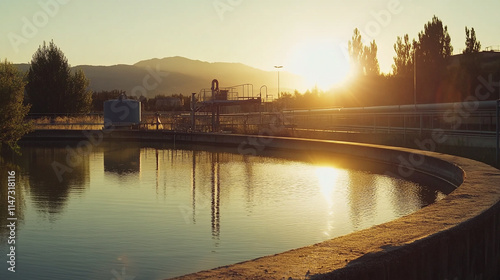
[26,41,92,114]
[278,15,499,109]
[1,40,93,151]
[92,90,191,112]
[0,38,193,151]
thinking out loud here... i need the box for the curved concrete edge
[164,133,500,280]
[22,130,500,279]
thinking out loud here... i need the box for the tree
[348,28,380,76]
[0,60,32,151]
[348,28,364,75]
[463,26,481,54]
[416,16,453,65]
[26,40,92,114]
[69,69,92,112]
[453,27,483,102]
[415,16,453,103]
[392,34,415,77]
[92,90,125,111]
[363,40,380,76]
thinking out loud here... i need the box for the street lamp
[413,49,417,109]
[274,65,283,99]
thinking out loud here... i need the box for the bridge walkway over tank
[281,100,500,166]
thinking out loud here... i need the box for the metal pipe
[191,93,196,131]
[419,114,423,136]
[403,114,406,143]
[283,100,498,115]
[211,79,219,101]
[259,86,266,130]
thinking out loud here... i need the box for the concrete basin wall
[22,130,500,279]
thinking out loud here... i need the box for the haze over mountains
[16,56,305,98]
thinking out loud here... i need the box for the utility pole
[413,49,417,110]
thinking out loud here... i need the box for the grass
[32,115,104,130]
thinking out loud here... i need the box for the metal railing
[26,100,500,165]
[28,101,499,135]
[284,101,498,134]
[283,100,499,165]
[197,84,257,103]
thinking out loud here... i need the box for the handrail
[283,100,498,114]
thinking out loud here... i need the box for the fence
[27,111,281,133]
[287,109,498,140]
[27,100,500,164]
[283,100,499,166]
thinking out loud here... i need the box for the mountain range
[16,56,305,98]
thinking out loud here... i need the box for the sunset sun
[286,39,351,91]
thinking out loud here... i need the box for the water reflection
[210,152,221,241]
[242,155,256,213]
[0,155,26,246]
[347,170,376,229]
[316,166,343,206]
[0,142,451,280]
[190,150,197,224]
[21,144,89,218]
[183,149,222,239]
[104,143,140,174]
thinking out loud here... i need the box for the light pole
[413,49,417,109]
[274,65,283,99]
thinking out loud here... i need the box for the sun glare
[316,166,342,206]
[286,39,351,91]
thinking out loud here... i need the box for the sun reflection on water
[316,166,345,206]
[314,166,351,238]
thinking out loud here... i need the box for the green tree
[416,16,453,65]
[92,89,125,111]
[69,69,92,112]
[348,28,380,76]
[363,40,380,76]
[463,26,481,54]
[26,40,92,114]
[348,28,364,75]
[0,60,32,151]
[452,27,483,102]
[415,16,453,103]
[392,34,415,77]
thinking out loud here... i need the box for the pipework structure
[193,79,263,132]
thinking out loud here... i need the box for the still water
[0,141,448,280]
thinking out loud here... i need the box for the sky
[1,0,499,90]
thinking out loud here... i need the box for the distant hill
[72,64,208,97]
[15,56,304,98]
[134,56,304,94]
